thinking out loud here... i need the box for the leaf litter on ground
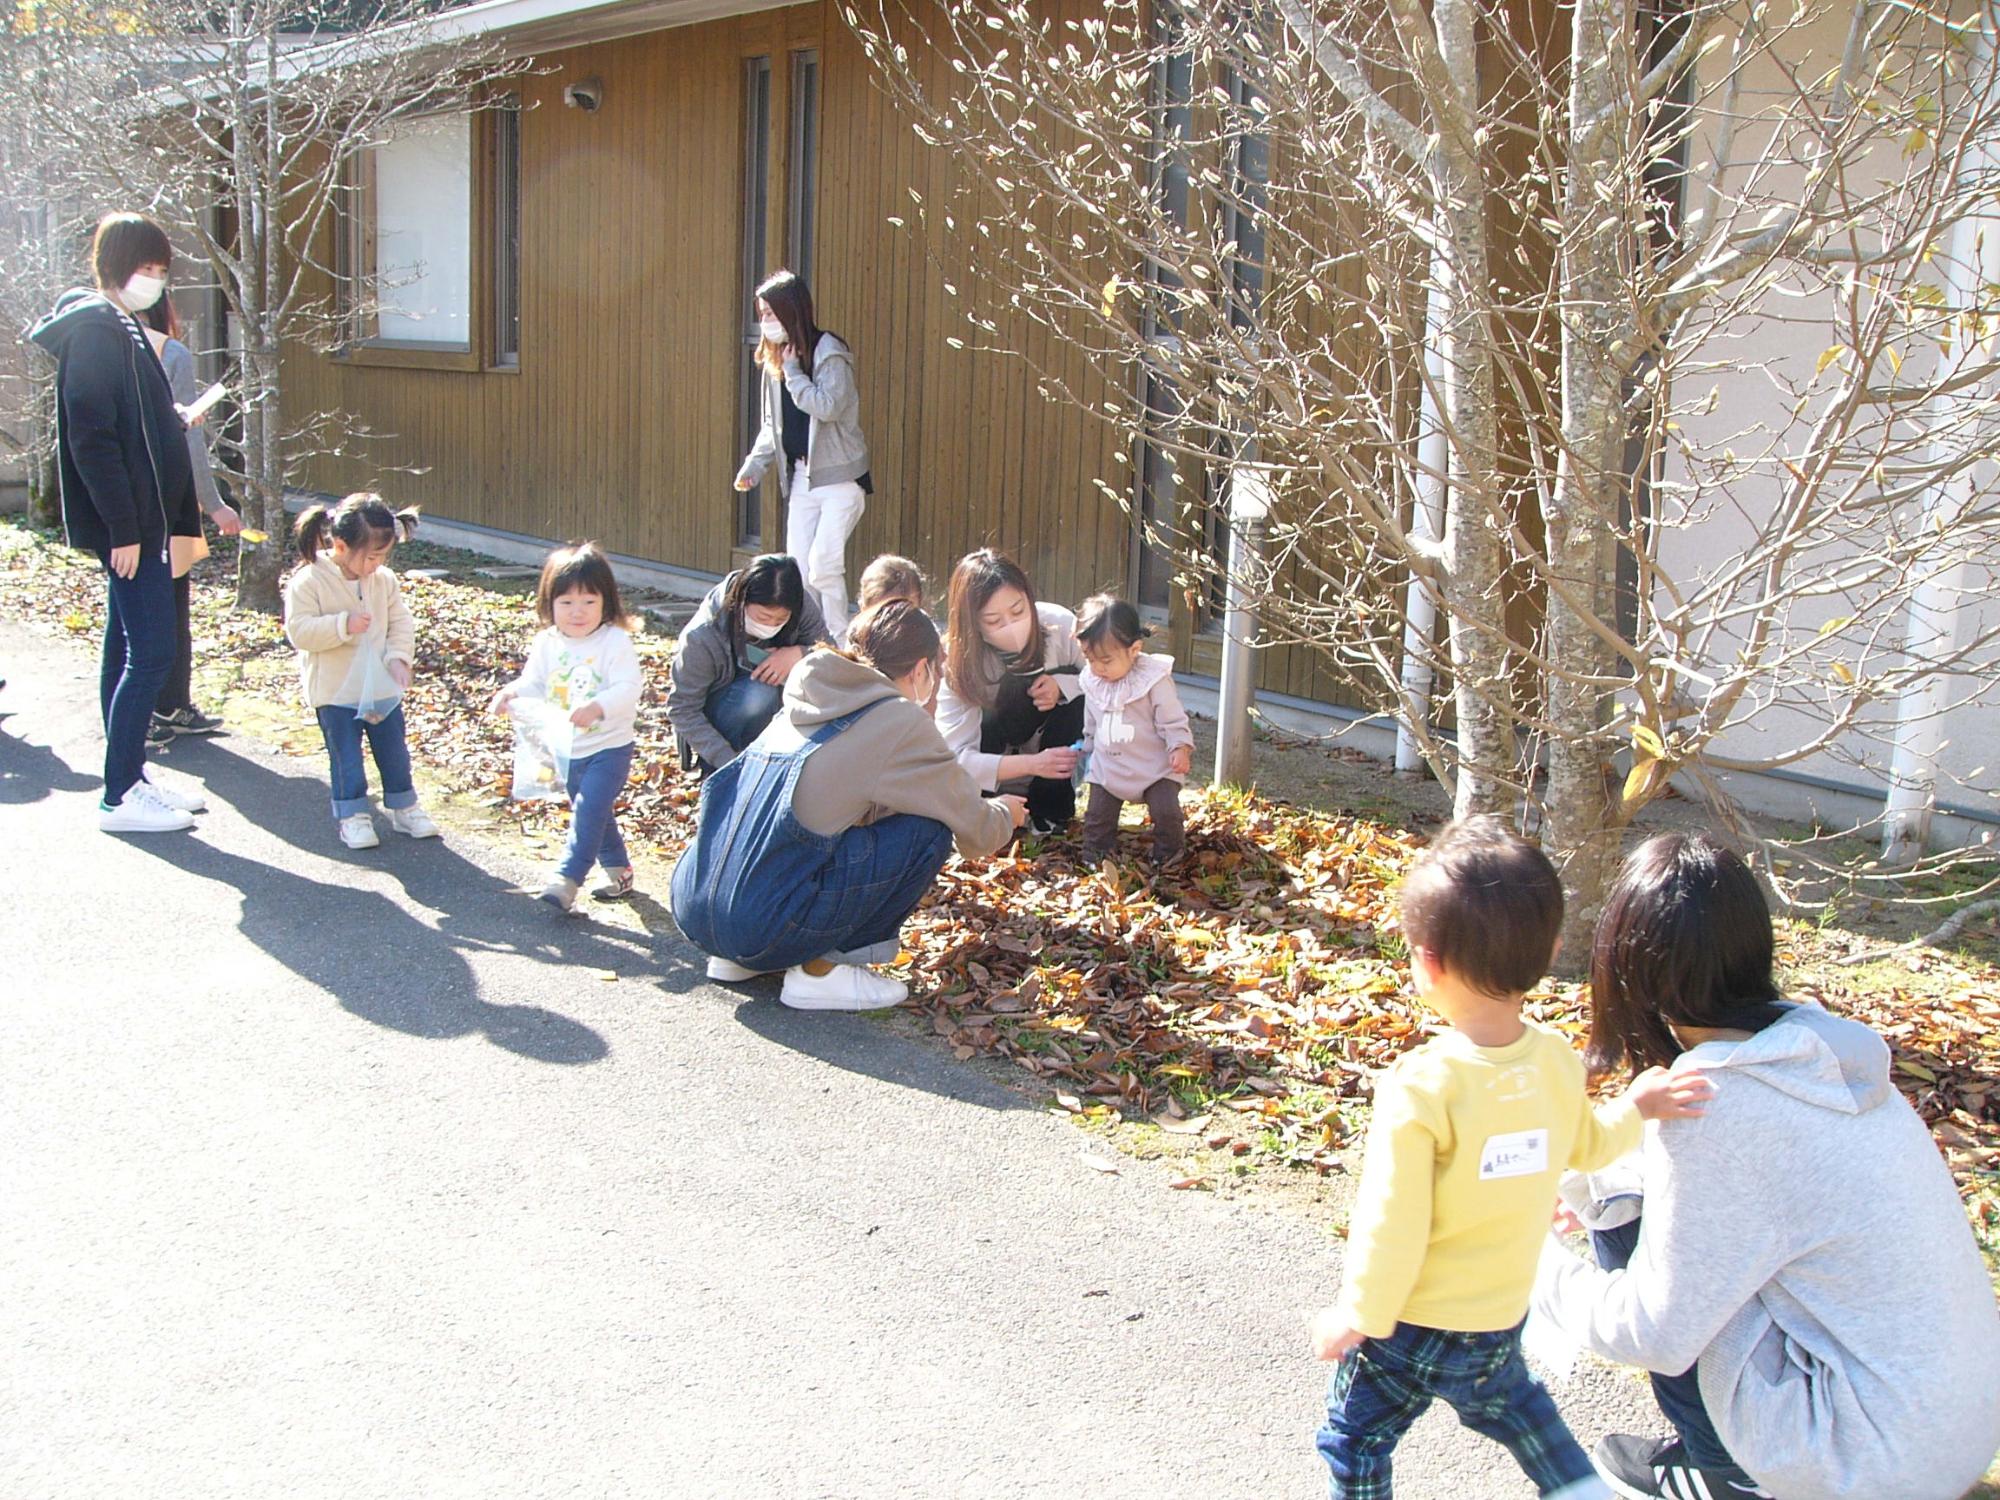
[3,518,1994,1241]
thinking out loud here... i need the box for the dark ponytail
[295,491,420,563]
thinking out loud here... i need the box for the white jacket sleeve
[933,675,1002,792]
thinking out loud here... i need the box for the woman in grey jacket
[733,271,870,637]
[667,554,832,776]
[1533,834,2000,1500]
[139,291,241,742]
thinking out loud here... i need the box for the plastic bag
[510,698,576,802]
[332,642,404,725]
[1069,738,1091,788]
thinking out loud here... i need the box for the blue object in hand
[1069,738,1090,788]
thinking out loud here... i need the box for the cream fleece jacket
[761,649,1014,859]
[282,556,416,709]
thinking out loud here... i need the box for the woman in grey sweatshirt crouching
[1533,834,2000,1500]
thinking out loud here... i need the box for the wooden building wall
[282,0,1480,715]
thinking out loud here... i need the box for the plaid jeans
[1316,1320,1601,1500]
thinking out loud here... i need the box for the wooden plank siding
[281,0,1559,718]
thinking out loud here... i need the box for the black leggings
[980,672,1085,826]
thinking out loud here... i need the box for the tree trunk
[1430,0,1517,820]
[235,340,284,613]
[1543,0,1637,968]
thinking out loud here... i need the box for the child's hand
[1028,673,1062,711]
[1627,1065,1715,1121]
[386,660,412,690]
[1552,1201,1585,1236]
[1169,743,1193,777]
[346,608,373,637]
[570,701,606,729]
[488,685,517,716]
[1310,1308,1366,1362]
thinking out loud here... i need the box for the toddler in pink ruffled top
[1075,593,1193,865]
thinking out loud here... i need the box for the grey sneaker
[157,706,225,736]
[537,876,579,912]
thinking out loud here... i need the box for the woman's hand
[1169,743,1193,777]
[751,644,805,685]
[208,504,243,536]
[734,475,755,492]
[108,544,140,579]
[1024,744,1078,779]
[570,701,606,729]
[346,609,373,637]
[1626,1065,1715,1121]
[1309,1309,1365,1362]
[998,794,1029,830]
[487,685,517,717]
[386,659,412,690]
[1027,673,1063,712]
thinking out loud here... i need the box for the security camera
[563,77,603,112]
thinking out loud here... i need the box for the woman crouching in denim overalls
[671,601,1026,1011]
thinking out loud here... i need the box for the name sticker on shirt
[1477,1128,1550,1180]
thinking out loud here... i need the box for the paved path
[0,621,1655,1499]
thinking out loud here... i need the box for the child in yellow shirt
[1309,817,1711,1500]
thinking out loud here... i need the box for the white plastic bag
[333,642,404,725]
[510,698,576,802]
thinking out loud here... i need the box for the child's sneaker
[98,783,194,834]
[538,876,579,912]
[1594,1436,1772,1499]
[338,813,380,849]
[591,867,636,902]
[385,805,440,839]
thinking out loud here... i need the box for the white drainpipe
[1881,1,2000,863]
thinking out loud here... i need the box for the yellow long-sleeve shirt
[1336,1019,1641,1337]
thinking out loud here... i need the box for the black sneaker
[145,715,179,748]
[157,705,225,736]
[1595,1435,1773,1500]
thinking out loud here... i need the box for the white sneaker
[142,774,206,813]
[99,783,194,833]
[537,876,579,912]
[338,813,380,849]
[385,805,440,839]
[779,962,909,1012]
[705,956,769,982]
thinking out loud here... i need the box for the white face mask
[759,317,786,344]
[744,614,784,642]
[987,618,1033,658]
[120,273,165,312]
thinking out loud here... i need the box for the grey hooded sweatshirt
[667,572,831,772]
[1533,1005,2000,1500]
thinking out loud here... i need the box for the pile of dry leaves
[4,522,1995,1209]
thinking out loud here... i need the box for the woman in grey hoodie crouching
[1533,834,2000,1500]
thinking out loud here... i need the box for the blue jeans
[1317,1320,1598,1499]
[97,546,178,804]
[560,742,634,883]
[702,672,783,770]
[1591,1220,1737,1471]
[315,704,416,820]
[671,700,953,972]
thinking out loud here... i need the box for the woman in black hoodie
[29,212,202,833]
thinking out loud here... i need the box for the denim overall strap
[669,698,889,968]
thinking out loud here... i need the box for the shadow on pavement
[730,989,1033,1114]
[141,741,714,1064]
[0,710,100,805]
